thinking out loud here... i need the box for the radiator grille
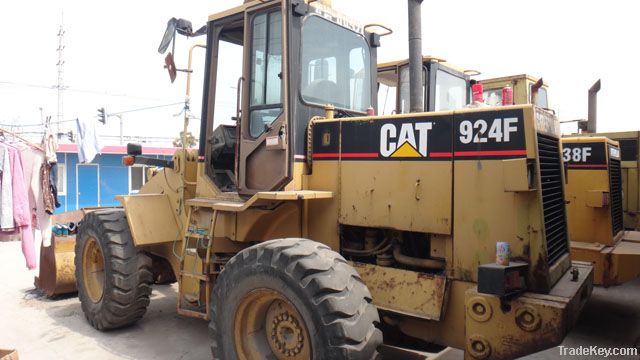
[608,155,624,235]
[537,133,569,265]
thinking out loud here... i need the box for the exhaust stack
[408,0,424,113]
[587,79,601,133]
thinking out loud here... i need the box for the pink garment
[5,144,36,269]
[18,144,52,251]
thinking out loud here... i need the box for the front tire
[210,238,382,359]
[75,209,153,330]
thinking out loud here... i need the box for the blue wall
[55,152,171,213]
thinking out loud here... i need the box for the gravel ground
[0,240,638,359]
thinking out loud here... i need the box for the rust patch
[417,272,436,280]
[530,254,550,290]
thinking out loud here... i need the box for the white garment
[76,118,101,163]
[42,127,58,163]
[0,144,13,228]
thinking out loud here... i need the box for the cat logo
[380,122,433,157]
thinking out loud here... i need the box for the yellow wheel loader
[480,74,640,285]
[578,131,640,231]
[481,75,639,231]
[73,1,593,359]
[560,137,640,285]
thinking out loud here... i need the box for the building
[55,144,175,212]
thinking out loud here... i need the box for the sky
[1,0,639,146]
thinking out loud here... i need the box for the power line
[0,80,182,102]
[0,102,185,128]
[108,102,184,116]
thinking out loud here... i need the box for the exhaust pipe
[408,0,424,113]
[587,79,601,133]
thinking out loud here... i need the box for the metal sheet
[120,194,180,246]
[351,262,448,321]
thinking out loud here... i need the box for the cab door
[237,3,290,195]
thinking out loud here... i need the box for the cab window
[530,84,548,108]
[435,69,466,111]
[249,11,283,138]
[301,16,371,112]
[377,68,398,115]
[398,65,426,113]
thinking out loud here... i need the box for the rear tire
[210,238,382,359]
[75,209,153,330]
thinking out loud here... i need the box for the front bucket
[35,208,101,297]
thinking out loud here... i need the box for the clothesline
[0,127,45,153]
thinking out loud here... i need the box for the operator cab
[480,74,549,108]
[199,0,380,195]
[377,56,471,115]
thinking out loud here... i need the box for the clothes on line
[0,130,59,270]
[0,145,13,228]
[76,118,101,163]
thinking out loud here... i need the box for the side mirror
[158,18,178,54]
[158,18,206,83]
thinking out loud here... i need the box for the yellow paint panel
[120,194,180,246]
[585,190,607,208]
[502,158,530,192]
[340,161,452,235]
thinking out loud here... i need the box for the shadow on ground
[39,284,211,360]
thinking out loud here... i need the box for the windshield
[301,16,371,112]
[435,69,466,111]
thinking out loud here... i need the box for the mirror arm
[171,29,177,59]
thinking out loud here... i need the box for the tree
[173,131,197,148]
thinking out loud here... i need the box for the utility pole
[117,114,123,145]
[56,14,66,134]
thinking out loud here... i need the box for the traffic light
[97,107,106,124]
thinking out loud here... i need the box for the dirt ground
[1,240,638,359]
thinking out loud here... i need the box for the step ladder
[176,207,218,320]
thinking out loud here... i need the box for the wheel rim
[82,237,105,303]
[234,288,311,360]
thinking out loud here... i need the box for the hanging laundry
[41,163,55,214]
[0,144,13,229]
[42,126,58,164]
[49,163,61,208]
[76,118,101,163]
[18,144,53,251]
[41,126,61,209]
[4,143,36,269]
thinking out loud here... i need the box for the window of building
[129,165,148,194]
[56,163,66,195]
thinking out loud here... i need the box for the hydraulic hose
[392,245,445,270]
